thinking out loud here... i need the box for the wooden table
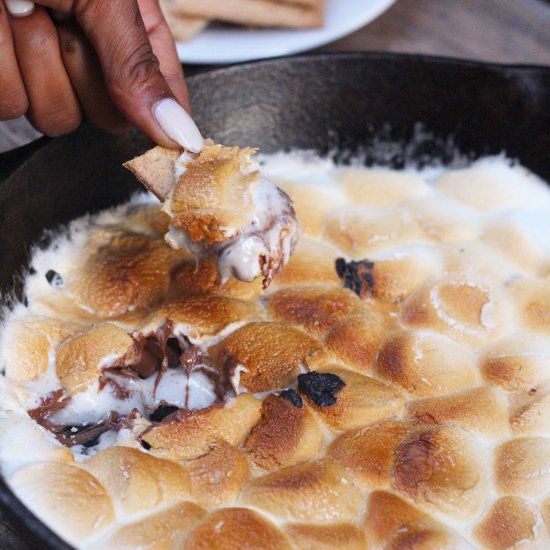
[0,0,549,547]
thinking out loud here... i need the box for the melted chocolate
[56,412,120,448]
[149,403,180,422]
[26,321,226,450]
[279,388,303,408]
[98,368,137,399]
[298,372,346,407]
[29,393,123,448]
[28,389,71,422]
[45,269,64,288]
[335,258,375,298]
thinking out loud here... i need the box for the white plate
[176,0,395,64]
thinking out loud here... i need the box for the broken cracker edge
[123,146,181,201]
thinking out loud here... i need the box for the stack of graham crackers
[160,0,325,42]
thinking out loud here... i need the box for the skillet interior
[0,52,549,549]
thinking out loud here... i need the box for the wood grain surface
[0,0,549,547]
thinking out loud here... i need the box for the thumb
[73,0,203,151]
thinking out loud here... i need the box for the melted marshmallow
[50,366,217,426]
[168,152,300,286]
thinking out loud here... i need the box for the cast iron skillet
[0,52,549,549]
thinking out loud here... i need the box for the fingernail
[153,98,203,153]
[5,0,35,17]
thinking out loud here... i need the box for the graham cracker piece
[123,146,180,201]
[171,0,324,29]
[160,0,209,42]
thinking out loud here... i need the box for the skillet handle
[0,136,51,184]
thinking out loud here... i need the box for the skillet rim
[0,50,548,550]
[1,50,549,185]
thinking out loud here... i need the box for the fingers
[137,0,189,110]
[0,2,28,119]
[57,22,129,133]
[72,0,202,150]
[5,0,202,148]
[9,6,82,136]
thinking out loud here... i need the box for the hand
[0,0,203,151]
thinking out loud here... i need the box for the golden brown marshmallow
[210,322,323,393]
[185,441,249,508]
[245,394,323,471]
[284,522,367,550]
[170,257,264,301]
[338,168,430,206]
[400,274,512,346]
[9,462,114,546]
[138,294,257,341]
[374,329,477,396]
[328,419,410,488]
[140,394,262,461]
[277,180,346,238]
[271,238,342,288]
[323,206,424,257]
[362,490,472,549]
[391,425,489,519]
[509,386,550,436]
[265,286,363,336]
[240,458,362,522]
[89,500,205,549]
[479,333,550,391]
[2,316,81,382]
[508,278,550,335]
[55,323,133,395]
[303,367,404,432]
[406,386,510,439]
[473,496,540,550]
[494,437,550,498]
[184,507,291,550]
[67,230,184,318]
[325,309,392,373]
[84,446,190,515]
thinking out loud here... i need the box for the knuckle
[109,43,161,102]
[127,43,161,85]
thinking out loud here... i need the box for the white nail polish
[153,98,204,153]
[5,0,35,17]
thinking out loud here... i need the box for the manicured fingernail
[153,98,203,153]
[5,0,35,17]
